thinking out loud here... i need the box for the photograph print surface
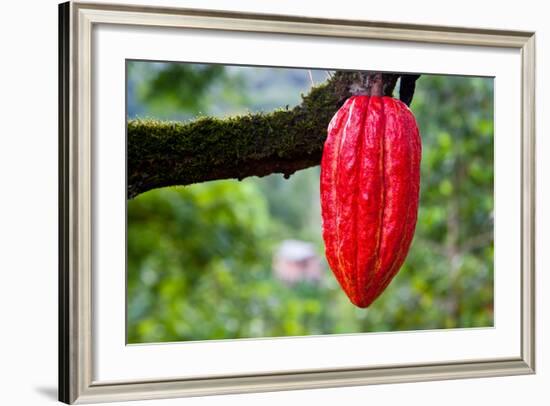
[126,61,494,344]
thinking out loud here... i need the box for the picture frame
[59,1,536,404]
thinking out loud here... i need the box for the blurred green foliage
[128,62,249,120]
[127,62,493,343]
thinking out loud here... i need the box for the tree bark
[128,71,418,198]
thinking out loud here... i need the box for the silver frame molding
[58,1,536,404]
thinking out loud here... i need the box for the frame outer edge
[75,2,95,404]
[58,1,71,404]
[521,34,536,372]
[62,2,537,403]
[73,1,533,47]
[74,360,532,404]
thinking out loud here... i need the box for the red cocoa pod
[320,95,421,308]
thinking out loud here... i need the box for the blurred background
[126,62,494,344]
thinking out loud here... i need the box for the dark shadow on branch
[128,71,419,199]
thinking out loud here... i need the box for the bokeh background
[126,62,494,344]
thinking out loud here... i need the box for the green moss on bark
[128,72,359,198]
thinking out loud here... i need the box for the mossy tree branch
[128,71,419,199]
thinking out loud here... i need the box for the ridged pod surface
[320,95,421,308]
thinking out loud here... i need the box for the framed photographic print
[59,1,536,404]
